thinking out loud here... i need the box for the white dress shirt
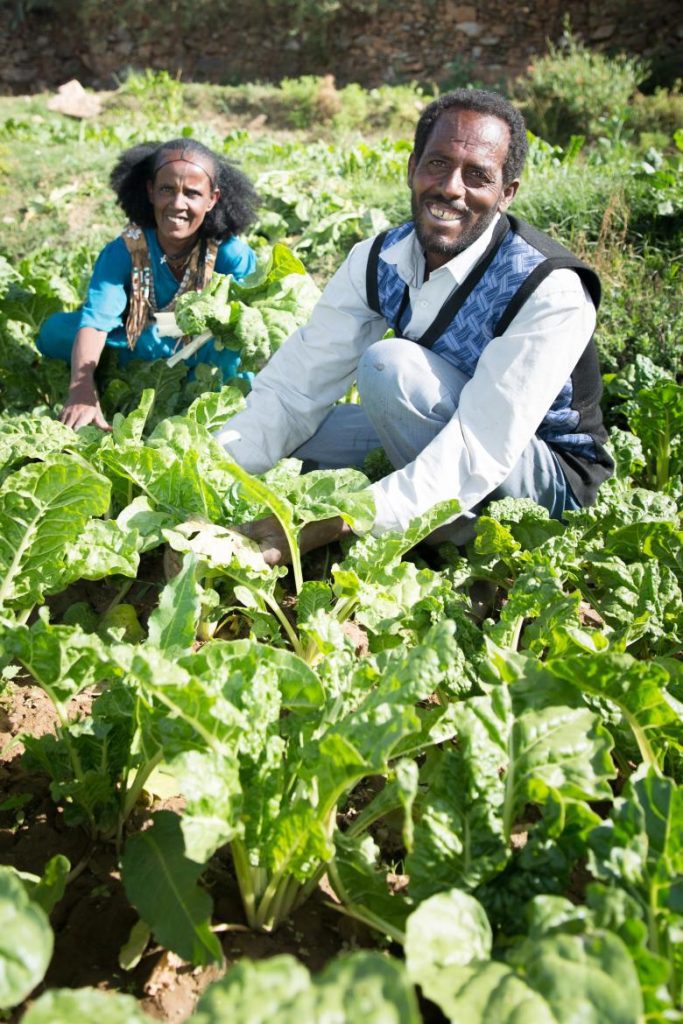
[215,215,596,535]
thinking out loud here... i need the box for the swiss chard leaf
[121,810,223,966]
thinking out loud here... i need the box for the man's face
[408,108,519,271]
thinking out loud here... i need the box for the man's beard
[411,192,499,261]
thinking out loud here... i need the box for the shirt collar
[381,213,501,287]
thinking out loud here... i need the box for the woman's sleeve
[78,237,132,333]
[215,237,257,280]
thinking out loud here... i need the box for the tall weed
[513,25,647,145]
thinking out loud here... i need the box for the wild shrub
[513,26,647,145]
[629,82,683,142]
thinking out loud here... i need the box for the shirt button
[419,299,428,307]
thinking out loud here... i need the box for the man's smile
[424,200,468,222]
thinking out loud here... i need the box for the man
[215,89,613,564]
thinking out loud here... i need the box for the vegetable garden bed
[0,73,681,1023]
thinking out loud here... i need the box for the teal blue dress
[37,228,256,376]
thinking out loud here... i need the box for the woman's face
[146,154,219,251]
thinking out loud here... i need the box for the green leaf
[342,499,461,583]
[406,891,643,1024]
[111,388,155,444]
[191,955,310,1024]
[0,454,110,612]
[116,495,176,552]
[0,618,116,710]
[0,867,53,1009]
[0,413,78,475]
[544,652,683,770]
[26,853,70,915]
[170,748,243,864]
[147,552,203,656]
[405,889,492,977]
[191,950,420,1024]
[589,768,683,965]
[121,810,222,966]
[22,987,152,1023]
[185,639,324,711]
[186,384,245,432]
[62,517,140,583]
[330,832,411,942]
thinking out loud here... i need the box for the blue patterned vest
[365,215,613,506]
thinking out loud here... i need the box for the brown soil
[0,679,371,1022]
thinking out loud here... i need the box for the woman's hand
[60,388,111,431]
[237,515,351,566]
[60,326,111,431]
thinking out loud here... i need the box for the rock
[590,23,616,40]
[455,20,481,36]
[46,78,102,118]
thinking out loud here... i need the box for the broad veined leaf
[128,646,248,758]
[147,552,203,656]
[583,554,682,652]
[121,810,222,966]
[164,516,269,574]
[0,867,53,1010]
[191,950,420,1024]
[116,495,176,551]
[278,468,375,536]
[405,890,643,1024]
[183,638,325,711]
[407,665,614,903]
[0,617,117,710]
[61,517,140,584]
[21,987,153,1023]
[111,388,155,444]
[484,565,583,652]
[185,383,245,432]
[97,440,223,520]
[339,499,461,584]
[330,832,412,942]
[544,651,683,770]
[170,748,243,864]
[588,767,683,932]
[405,736,509,902]
[0,454,110,611]
[0,413,78,475]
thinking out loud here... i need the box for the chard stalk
[120,748,164,825]
[257,587,304,657]
[231,837,258,927]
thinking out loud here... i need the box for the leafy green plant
[513,24,648,145]
[174,243,320,373]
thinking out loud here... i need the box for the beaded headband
[152,149,217,189]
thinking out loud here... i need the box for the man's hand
[237,515,351,566]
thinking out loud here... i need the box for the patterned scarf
[121,223,218,350]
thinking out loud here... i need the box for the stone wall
[1,0,680,95]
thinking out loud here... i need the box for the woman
[38,138,259,430]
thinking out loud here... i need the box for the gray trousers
[292,338,577,544]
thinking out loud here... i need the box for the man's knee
[357,338,403,403]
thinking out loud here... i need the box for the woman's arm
[60,326,111,431]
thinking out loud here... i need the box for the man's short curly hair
[413,89,528,184]
[109,138,259,239]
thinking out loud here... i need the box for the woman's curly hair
[109,138,259,239]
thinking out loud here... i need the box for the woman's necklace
[160,239,197,277]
